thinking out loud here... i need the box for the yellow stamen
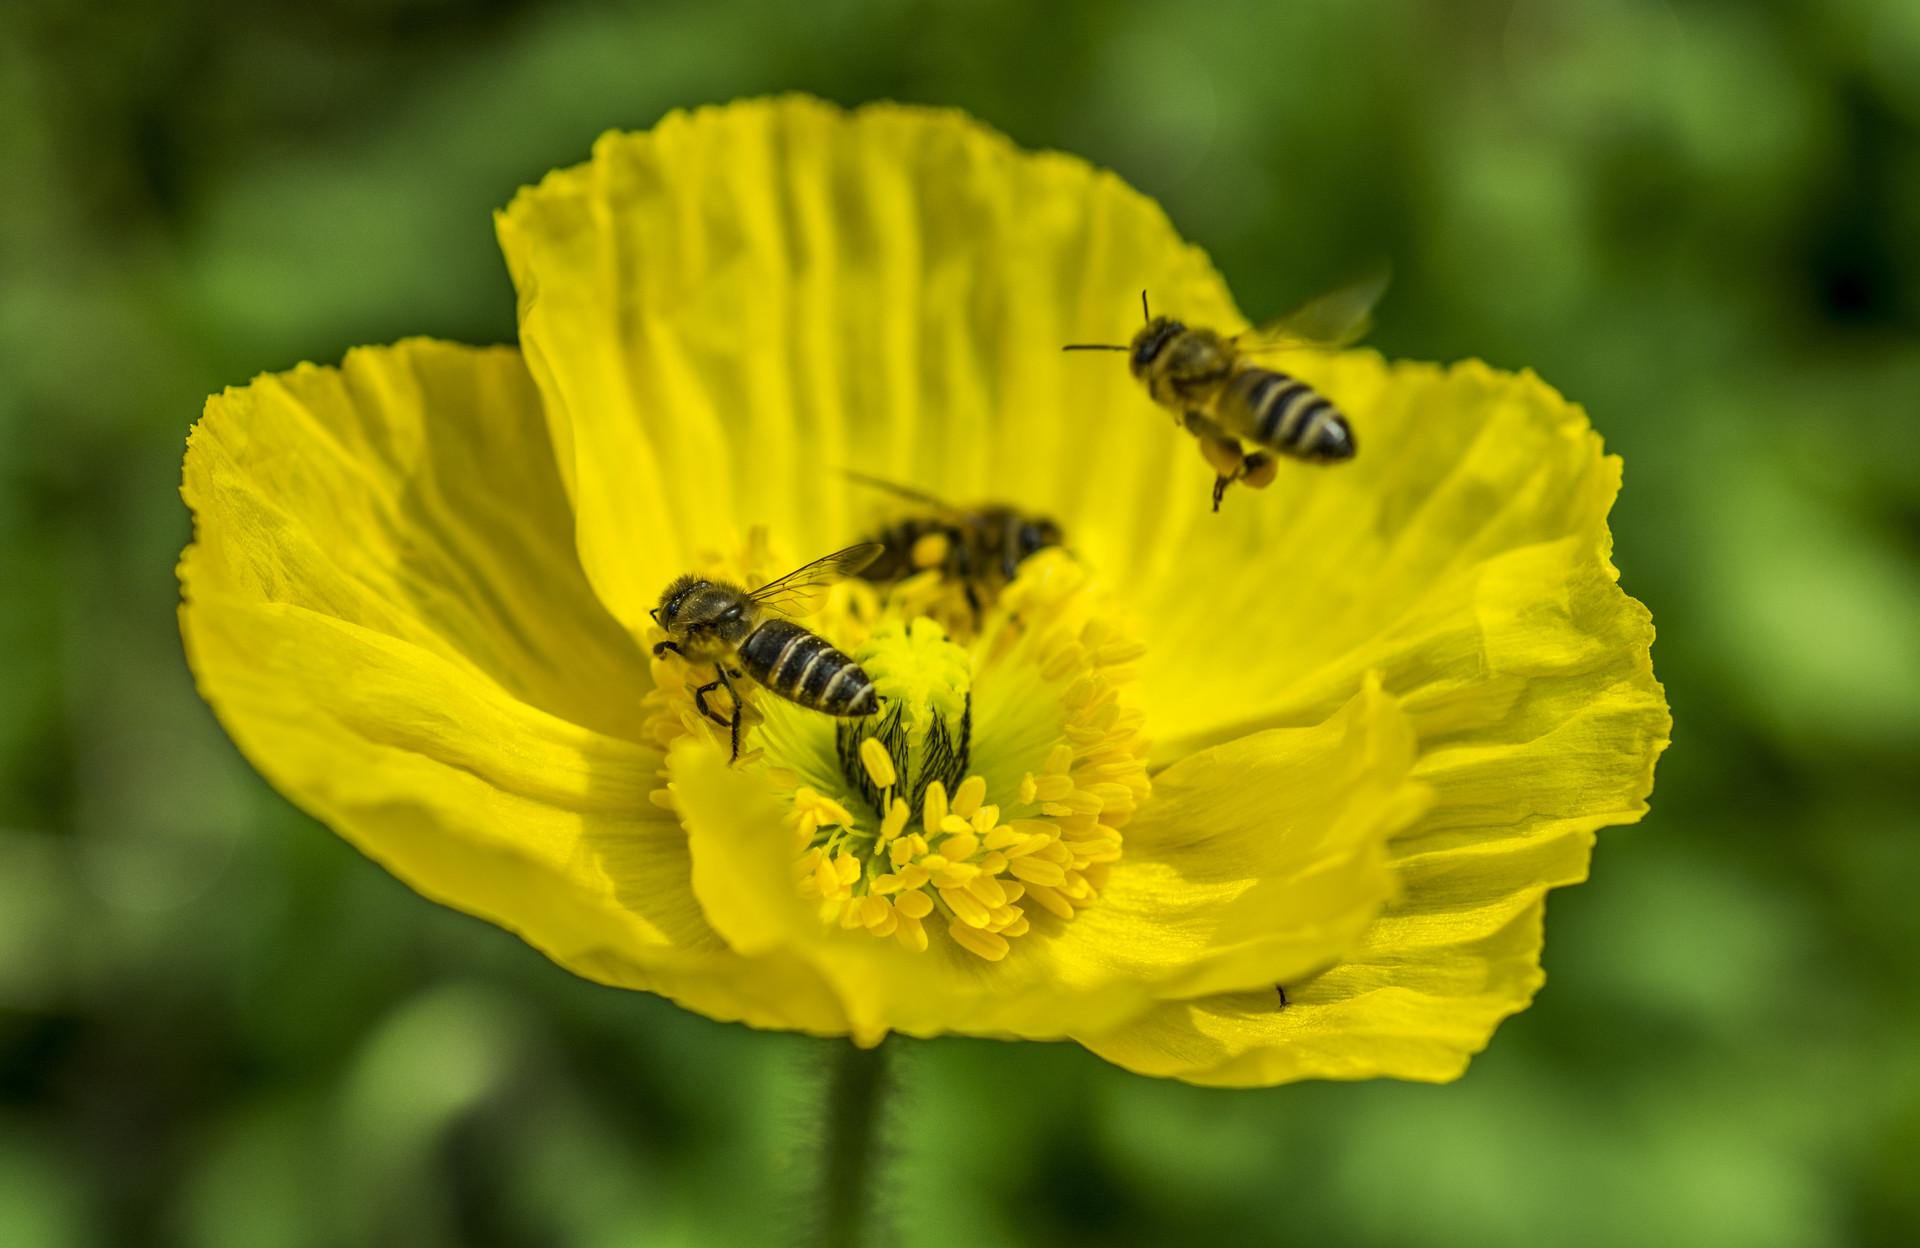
[858,737,897,789]
[727,549,1150,963]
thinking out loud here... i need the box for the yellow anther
[967,874,1007,909]
[859,737,897,789]
[879,797,911,843]
[1008,856,1066,887]
[1037,840,1074,866]
[1023,883,1074,919]
[983,826,1024,850]
[1041,644,1082,682]
[943,887,992,928]
[939,833,981,861]
[950,775,987,818]
[921,781,949,835]
[947,920,1009,962]
[895,913,929,952]
[932,863,981,889]
[1030,774,1074,803]
[894,889,934,919]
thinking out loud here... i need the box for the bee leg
[652,640,684,660]
[713,666,744,763]
[692,680,731,729]
[1211,475,1232,512]
[1276,984,1289,1008]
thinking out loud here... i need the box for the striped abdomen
[738,619,877,716]
[1222,367,1356,462]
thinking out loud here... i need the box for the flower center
[646,539,1149,962]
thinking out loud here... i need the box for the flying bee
[650,543,883,760]
[1065,270,1387,511]
[845,471,1065,617]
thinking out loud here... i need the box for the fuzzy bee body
[1067,274,1383,510]
[737,618,877,716]
[1217,359,1356,462]
[1130,320,1356,509]
[651,544,882,759]
[855,485,1064,609]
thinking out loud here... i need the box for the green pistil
[832,619,973,816]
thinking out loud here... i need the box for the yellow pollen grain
[910,531,949,569]
[858,737,897,789]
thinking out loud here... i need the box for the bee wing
[747,543,885,616]
[1235,264,1390,354]
[842,470,964,516]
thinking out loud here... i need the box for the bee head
[1017,516,1064,559]
[653,574,706,632]
[1129,317,1186,376]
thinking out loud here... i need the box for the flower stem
[816,1038,890,1248]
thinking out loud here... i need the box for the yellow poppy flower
[179,96,1668,1086]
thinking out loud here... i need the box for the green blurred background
[3,1,1918,1244]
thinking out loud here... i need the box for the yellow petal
[669,679,1421,1044]
[180,340,846,1033]
[1041,677,1426,1002]
[1071,350,1669,1085]
[494,96,1241,633]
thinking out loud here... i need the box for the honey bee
[845,472,1065,616]
[650,544,883,760]
[1065,271,1386,511]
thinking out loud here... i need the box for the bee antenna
[1061,343,1128,352]
[1142,290,1150,322]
